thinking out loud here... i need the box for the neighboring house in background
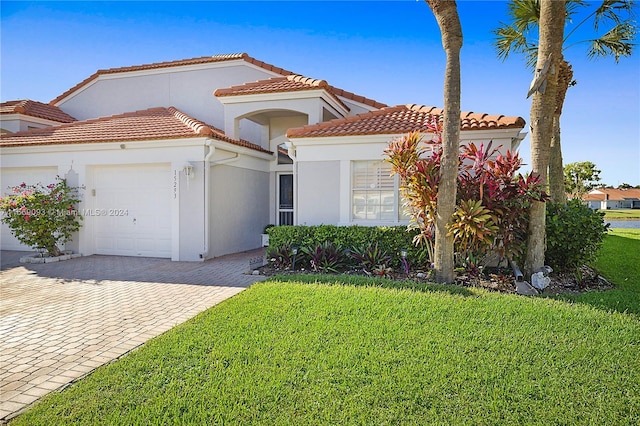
[583,188,640,210]
[0,53,527,261]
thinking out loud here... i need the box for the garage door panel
[93,164,171,258]
[116,238,135,252]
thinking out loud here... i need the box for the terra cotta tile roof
[286,104,526,138]
[0,100,76,123]
[583,188,640,201]
[50,53,386,110]
[0,106,271,154]
[214,75,350,111]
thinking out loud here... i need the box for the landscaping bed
[257,262,614,296]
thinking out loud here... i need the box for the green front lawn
[12,233,640,425]
[602,209,640,220]
[558,228,640,316]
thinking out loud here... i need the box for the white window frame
[350,160,408,225]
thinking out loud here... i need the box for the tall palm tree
[424,0,463,283]
[524,0,566,277]
[494,0,636,203]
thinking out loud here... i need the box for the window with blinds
[352,160,397,221]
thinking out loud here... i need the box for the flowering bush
[0,178,83,256]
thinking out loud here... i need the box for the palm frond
[587,22,637,61]
[494,24,537,64]
[507,0,540,32]
[566,0,589,21]
[524,46,539,69]
[594,0,635,31]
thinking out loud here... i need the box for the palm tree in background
[494,0,636,203]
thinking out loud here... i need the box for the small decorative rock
[540,265,553,274]
[516,281,539,296]
[531,271,551,291]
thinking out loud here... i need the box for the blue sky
[1,0,638,185]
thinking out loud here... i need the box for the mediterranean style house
[583,188,640,210]
[1,53,527,261]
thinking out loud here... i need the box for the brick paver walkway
[0,249,266,423]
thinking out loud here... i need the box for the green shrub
[267,225,430,269]
[545,199,609,271]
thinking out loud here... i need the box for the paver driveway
[0,249,266,423]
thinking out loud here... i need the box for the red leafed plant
[384,119,442,266]
[385,120,547,271]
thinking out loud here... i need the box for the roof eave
[206,138,273,160]
[0,135,211,151]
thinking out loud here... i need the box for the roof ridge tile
[287,104,525,138]
[1,99,76,123]
[167,106,214,136]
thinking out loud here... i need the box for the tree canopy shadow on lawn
[270,272,476,297]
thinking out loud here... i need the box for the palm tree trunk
[425,0,462,284]
[549,59,573,203]
[524,0,565,278]
[549,116,564,203]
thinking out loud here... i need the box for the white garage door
[93,164,171,258]
[1,167,59,251]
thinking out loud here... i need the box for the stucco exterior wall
[296,161,340,226]
[0,116,66,134]
[55,63,279,138]
[208,164,269,257]
[269,116,308,146]
[178,161,206,260]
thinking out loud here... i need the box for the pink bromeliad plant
[0,178,83,256]
[385,118,547,271]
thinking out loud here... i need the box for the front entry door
[278,173,294,225]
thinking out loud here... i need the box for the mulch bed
[256,263,614,296]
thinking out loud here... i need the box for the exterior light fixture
[291,246,299,270]
[400,249,409,274]
[183,162,195,179]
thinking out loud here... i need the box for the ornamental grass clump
[0,178,83,256]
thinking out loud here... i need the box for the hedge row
[266,225,430,268]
